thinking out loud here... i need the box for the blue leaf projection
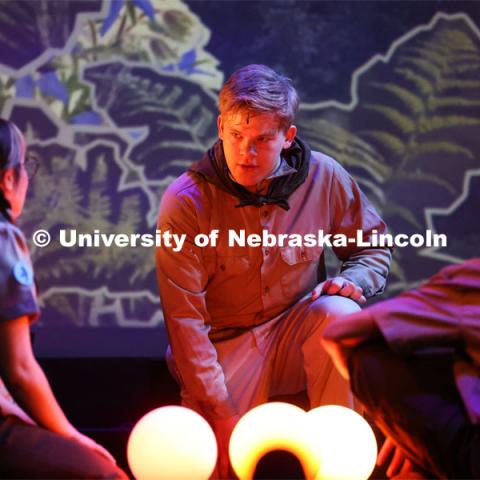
[178,48,198,74]
[163,49,212,76]
[132,0,155,20]
[100,0,125,36]
[101,0,156,37]
[36,72,69,104]
[70,111,104,126]
[15,75,35,98]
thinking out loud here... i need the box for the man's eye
[231,132,241,139]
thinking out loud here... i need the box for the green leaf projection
[1,0,221,328]
[0,3,478,329]
[297,13,480,291]
[83,61,218,179]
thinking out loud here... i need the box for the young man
[156,64,391,476]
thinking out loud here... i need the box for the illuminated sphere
[127,406,217,480]
[306,405,377,480]
[229,402,318,480]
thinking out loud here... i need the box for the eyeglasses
[23,154,39,181]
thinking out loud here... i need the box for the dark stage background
[0,0,478,357]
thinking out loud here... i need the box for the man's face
[218,110,297,189]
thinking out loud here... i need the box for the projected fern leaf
[362,26,479,179]
[361,131,406,155]
[84,62,218,179]
[369,83,425,115]
[27,142,154,286]
[363,104,417,134]
[300,120,388,176]
[394,68,434,95]
[298,18,480,289]
[413,141,474,158]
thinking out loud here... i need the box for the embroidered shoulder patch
[13,261,34,286]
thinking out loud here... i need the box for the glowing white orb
[127,406,217,480]
[306,405,377,480]
[229,402,318,480]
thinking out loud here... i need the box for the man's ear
[217,114,224,140]
[283,125,297,149]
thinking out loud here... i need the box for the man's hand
[321,310,380,380]
[311,277,366,305]
[378,436,419,479]
[212,414,240,479]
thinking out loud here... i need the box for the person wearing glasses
[0,118,126,478]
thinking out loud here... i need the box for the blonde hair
[219,64,299,131]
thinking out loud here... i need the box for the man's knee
[296,295,361,340]
[310,294,361,320]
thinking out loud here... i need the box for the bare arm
[0,316,115,462]
[0,316,76,436]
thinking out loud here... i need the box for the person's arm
[156,186,237,421]
[322,309,381,379]
[0,316,76,435]
[0,375,36,425]
[157,186,238,479]
[328,161,392,299]
[321,261,473,379]
[0,316,115,462]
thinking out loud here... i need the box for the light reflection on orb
[127,406,217,480]
[229,402,317,480]
[306,405,377,480]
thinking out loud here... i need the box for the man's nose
[240,140,257,158]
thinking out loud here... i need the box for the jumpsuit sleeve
[369,261,480,355]
[156,188,237,421]
[328,162,392,298]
